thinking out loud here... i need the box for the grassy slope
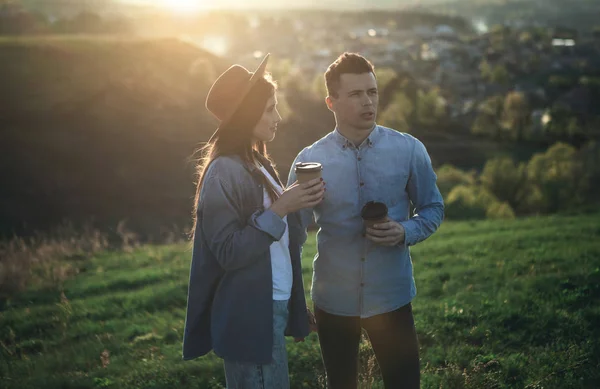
[1,214,599,388]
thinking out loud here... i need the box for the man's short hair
[324,52,375,98]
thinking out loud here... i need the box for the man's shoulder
[297,131,337,157]
[376,125,420,148]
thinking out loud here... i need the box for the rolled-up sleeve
[399,139,444,247]
[200,174,285,271]
[287,149,314,246]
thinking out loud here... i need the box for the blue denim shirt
[288,125,444,318]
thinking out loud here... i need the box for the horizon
[118,0,434,12]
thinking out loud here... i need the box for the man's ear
[325,96,334,112]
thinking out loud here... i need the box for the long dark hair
[191,74,281,235]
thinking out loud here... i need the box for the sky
[123,0,436,11]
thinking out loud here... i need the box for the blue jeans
[224,299,290,389]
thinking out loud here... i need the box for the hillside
[1,213,599,388]
[0,36,226,238]
[0,36,538,238]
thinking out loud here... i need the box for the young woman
[182,54,323,388]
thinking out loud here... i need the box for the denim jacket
[182,152,310,364]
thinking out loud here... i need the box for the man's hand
[365,218,405,246]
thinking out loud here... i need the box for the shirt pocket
[378,171,409,208]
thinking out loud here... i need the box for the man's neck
[336,124,375,147]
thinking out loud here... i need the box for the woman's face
[252,93,282,143]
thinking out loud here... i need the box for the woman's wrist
[270,202,288,218]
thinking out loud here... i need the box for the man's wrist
[397,222,408,247]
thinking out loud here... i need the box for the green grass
[1,214,600,388]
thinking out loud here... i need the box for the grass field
[1,213,600,388]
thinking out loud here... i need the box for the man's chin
[354,120,376,130]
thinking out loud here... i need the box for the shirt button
[357,157,362,161]
[361,257,366,262]
[360,182,364,186]
[360,283,365,287]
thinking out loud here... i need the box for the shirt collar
[333,124,380,150]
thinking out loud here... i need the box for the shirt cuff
[251,208,286,241]
[398,221,416,248]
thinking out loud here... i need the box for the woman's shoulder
[204,155,251,182]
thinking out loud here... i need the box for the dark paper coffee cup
[294,162,323,184]
[361,201,388,228]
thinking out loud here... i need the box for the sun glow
[157,0,206,13]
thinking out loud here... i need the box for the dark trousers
[314,303,420,389]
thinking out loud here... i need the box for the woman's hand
[294,307,318,342]
[270,178,325,218]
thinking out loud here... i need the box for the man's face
[327,72,378,132]
[252,94,281,143]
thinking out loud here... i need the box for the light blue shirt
[288,125,444,318]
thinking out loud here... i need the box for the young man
[288,53,444,389]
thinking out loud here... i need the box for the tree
[417,88,447,126]
[486,201,516,219]
[269,58,294,90]
[480,157,527,211]
[526,143,584,213]
[311,73,328,101]
[490,64,510,85]
[0,4,48,34]
[481,60,510,85]
[579,141,600,204]
[545,105,575,140]
[436,164,476,198]
[472,95,504,138]
[379,92,413,133]
[501,91,531,140]
[72,12,103,34]
[480,60,492,81]
[519,31,533,44]
[445,185,506,220]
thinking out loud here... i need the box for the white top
[259,166,293,301]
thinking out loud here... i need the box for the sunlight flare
[157,0,206,13]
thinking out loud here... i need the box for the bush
[446,185,496,220]
[579,141,600,203]
[379,91,414,133]
[480,157,527,211]
[486,201,516,219]
[441,141,599,219]
[0,225,108,298]
[526,143,584,213]
[445,185,515,220]
[437,164,476,198]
